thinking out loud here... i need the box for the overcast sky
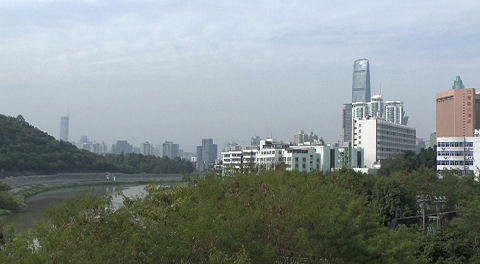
[1,0,480,152]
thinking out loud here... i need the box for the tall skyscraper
[60,116,69,141]
[162,141,180,159]
[341,104,352,144]
[196,139,218,171]
[111,140,133,154]
[143,141,154,156]
[202,139,217,164]
[352,59,371,103]
[342,58,371,144]
[436,76,475,137]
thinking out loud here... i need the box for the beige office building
[436,83,475,137]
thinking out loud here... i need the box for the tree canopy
[378,147,436,176]
[1,168,480,263]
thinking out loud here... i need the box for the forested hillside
[0,114,193,174]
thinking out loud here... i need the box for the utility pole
[417,195,428,233]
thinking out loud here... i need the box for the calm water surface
[0,184,152,232]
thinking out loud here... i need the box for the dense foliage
[0,114,193,174]
[378,148,436,176]
[1,168,480,263]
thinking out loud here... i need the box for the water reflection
[0,184,150,232]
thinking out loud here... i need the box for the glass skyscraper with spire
[342,58,372,144]
[352,58,371,103]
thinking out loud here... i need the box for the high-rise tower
[341,104,353,144]
[60,116,69,141]
[352,59,371,103]
[436,75,475,137]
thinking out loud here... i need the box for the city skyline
[1,1,480,151]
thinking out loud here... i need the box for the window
[302,157,306,162]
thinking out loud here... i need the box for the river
[0,184,159,232]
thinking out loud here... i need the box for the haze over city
[1,0,480,151]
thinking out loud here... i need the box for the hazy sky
[1,0,480,152]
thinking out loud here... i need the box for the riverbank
[12,179,182,209]
[1,183,176,233]
[1,172,186,189]
[0,173,188,215]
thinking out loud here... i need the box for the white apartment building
[220,139,364,175]
[385,101,406,125]
[351,95,408,126]
[255,139,321,172]
[221,146,259,174]
[255,139,287,170]
[436,136,480,177]
[353,118,416,167]
[369,94,384,118]
[352,102,368,120]
[281,148,320,172]
[220,139,320,173]
[290,144,330,172]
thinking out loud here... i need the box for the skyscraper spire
[452,75,465,89]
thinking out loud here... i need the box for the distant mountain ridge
[0,114,194,175]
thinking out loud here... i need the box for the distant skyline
[1,1,480,152]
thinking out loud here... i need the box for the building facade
[353,118,416,167]
[435,76,480,177]
[342,104,353,143]
[436,76,475,137]
[221,146,259,174]
[385,101,407,125]
[369,94,384,118]
[352,102,368,120]
[436,136,480,177]
[328,143,364,170]
[220,139,364,175]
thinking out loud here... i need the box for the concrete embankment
[0,173,185,189]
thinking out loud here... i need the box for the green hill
[0,114,193,174]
